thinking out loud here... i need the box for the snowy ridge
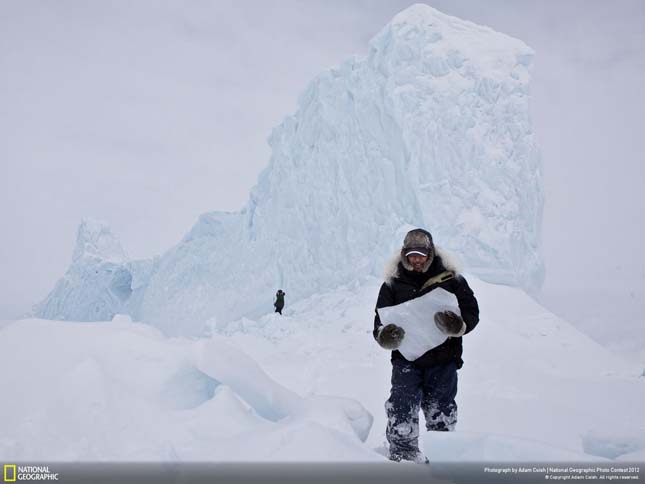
[4,276,644,462]
[35,4,543,335]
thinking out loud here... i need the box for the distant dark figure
[274,289,286,315]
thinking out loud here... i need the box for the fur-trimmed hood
[383,246,462,283]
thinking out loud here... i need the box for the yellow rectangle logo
[3,465,16,482]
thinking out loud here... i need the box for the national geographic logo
[3,465,58,481]
[3,466,16,482]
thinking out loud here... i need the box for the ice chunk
[377,288,459,360]
[34,219,139,322]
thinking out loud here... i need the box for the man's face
[407,254,428,272]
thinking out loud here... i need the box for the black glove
[434,311,466,336]
[377,324,405,350]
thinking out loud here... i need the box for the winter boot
[389,450,430,465]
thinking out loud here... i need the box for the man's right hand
[377,324,405,350]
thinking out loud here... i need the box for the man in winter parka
[373,228,479,463]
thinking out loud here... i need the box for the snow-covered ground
[2,276,643,462]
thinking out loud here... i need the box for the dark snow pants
[385,358,458,459]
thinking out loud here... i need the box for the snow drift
[4,277,643,462]
[0,318,374,461]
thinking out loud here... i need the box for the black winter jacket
[373,252,479,369]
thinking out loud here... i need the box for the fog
[1,0,643,356]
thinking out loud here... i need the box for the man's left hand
[434,310,466,337]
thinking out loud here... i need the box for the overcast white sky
[2,1,644,349]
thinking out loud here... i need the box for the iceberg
[36,4,544,335]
